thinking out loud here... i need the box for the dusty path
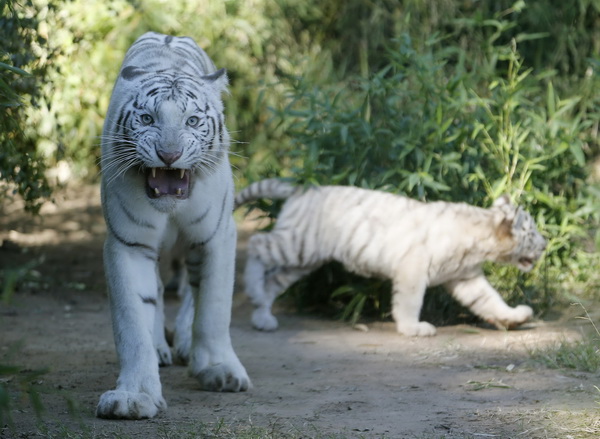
[1,185,599,438]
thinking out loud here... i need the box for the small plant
[0,343,50,429]
[530,303,600,373]
[1,257,43,304]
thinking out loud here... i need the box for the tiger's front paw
[192,363,251,392]
[396,321,437,337]
[96,390,166,419]
[251,307,279,331]
[489,304,533,330]
[189,346,251,392]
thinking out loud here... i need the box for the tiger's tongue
[147,168,190,199]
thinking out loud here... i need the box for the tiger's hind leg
[445,273,533,330]
[172,282,193,364]
[153,270,172,366]
[244,231,314,331]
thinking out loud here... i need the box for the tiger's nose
[157,149,182,166]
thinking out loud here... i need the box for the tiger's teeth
[180,169,185,179]
[154,187,160,195]
[151,168,156,178]
[176,188,182,195]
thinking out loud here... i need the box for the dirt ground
[1,184,599,439]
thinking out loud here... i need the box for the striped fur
[98,32,249,420]
[237,179,546,335]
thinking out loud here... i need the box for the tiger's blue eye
[140,114,154,125]
[187,116,200,128]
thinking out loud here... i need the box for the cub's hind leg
[245,231,314,331]
[391,274,436,336]
[445,274,533,330]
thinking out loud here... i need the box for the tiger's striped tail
[234,179,297,209]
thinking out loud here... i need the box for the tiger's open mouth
[146,167,191,199]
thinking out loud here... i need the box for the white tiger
[236,179,546,336]
[98,32,249,420]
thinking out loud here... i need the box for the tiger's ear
[202,68,228,93]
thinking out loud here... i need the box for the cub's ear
[512,207,526,231]
[496,217,514,241]
[492,195,518,241]
[202,68,229,93]
[495,205,526,241]
[492,193,519,222]
[492,194,512,208]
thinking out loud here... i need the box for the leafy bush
[0,0,52,213]
[253,9,600,324]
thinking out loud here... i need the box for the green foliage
[0,0,52,213]
[257,3,600,324]
[531,338,600,373]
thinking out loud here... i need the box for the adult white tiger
[98,32,249,420]
[236,179,547,336]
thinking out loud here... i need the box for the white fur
[97,32,249,420]
[237,179,547,336]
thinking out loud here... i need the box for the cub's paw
[191,362,251,392]
[396,321,437,337]
[251,308,279,331]
[96,390,166,419]
[490,305,533,330]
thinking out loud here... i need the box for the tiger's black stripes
[114,191,156,229]
[192,186,231,247]
[140,295,157,306]
[189,207,210,225]
[104,214,158,262]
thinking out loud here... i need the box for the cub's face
[492,196,546,272]
[509,208,547,272]
[104,68,228,203]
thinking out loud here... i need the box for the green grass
[530,303,600,373]
[530,338,600,373]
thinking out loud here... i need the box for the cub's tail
[234,178,297,209]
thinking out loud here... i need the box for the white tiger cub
[98,32,249,419]
[236,179,546,336]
